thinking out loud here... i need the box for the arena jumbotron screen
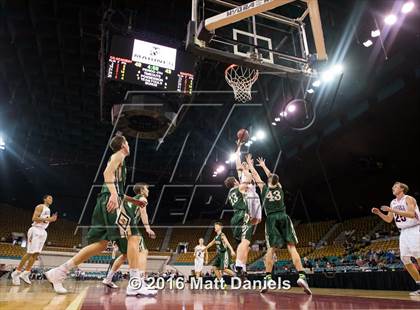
[107,35,195,94]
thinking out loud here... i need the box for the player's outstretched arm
[371,207,393,223]
[235,141,243,179]
[138,204,155,239]
[221,234,235,257]
[381,197,417,218]
[246,154,264,192]
[256,157,272,178]
[204,239,215,251]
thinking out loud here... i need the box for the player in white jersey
[229,141,261,278]
[194,238,208,278]
[235,142,262,225]
[11,195,58,285]
[372,182,420,296]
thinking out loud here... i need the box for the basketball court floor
[1,280,419,310]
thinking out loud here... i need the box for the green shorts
[265,212,298,249]
[213,251,230,270]
[115,235,147,254]
[231,210,253,244]
[86,193,140,244]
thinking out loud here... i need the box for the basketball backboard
[186,0,328,77]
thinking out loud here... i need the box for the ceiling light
[384,14,397,25]
[363,39,373,47]
[371,29,380,38]
[401,2,414,14]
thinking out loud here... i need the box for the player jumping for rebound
[235,142,262,225]
[11,195,58,285]
[372,182,420,296]
[203,222,235,285]
[193,238,208,278]
[223,141,260,279]
[45,135,157,296]
[245,155,311,295]
[102,183,156,288]
[224,172,252,279]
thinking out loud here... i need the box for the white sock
[61,259,75,272]
[106,271,115,282]
[139,270,145,279]
[235,259,245,268]
[13,270,21,274]
[22,270,30,275]
[129,269,140,279]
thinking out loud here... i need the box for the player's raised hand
[245,153,253,166]
[146,228,156,239]
[380,205,392,212]
[371,207,380,215]
[256,157,266,167]
[107,193,119,213]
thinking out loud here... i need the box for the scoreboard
[107,36,195,94]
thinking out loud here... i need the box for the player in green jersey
[204,222,236,284]
[224,175,252,278]
[45,135,157,296]
[102,183,156,288]
[245,154,311,295]
[222,142,258,278]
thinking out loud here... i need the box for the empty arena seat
[274,247,313,260]
[175,252,217,264]
[144,228,167,251]
[0,243,26,258]
[358,239,399,254]
[294,220,336,247]
[307,245,346,259]
[167,227,209,251]
[326,216,379,244]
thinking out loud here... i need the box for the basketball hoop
[225,64,259,103]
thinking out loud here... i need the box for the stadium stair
[203,226,213,243]
[160,227,173,252]
[317,222,340,247]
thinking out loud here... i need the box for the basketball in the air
[237,128,249,143]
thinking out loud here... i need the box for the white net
[225,64,259,103]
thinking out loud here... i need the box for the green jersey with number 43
[228,187,247,211]
[262,184,285,215]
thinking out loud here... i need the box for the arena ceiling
[0,0,419,223]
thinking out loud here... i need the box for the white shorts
[247,189,261,220]
[27,226,47,254]
[195,259,204,272]
[399,225,420,258]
